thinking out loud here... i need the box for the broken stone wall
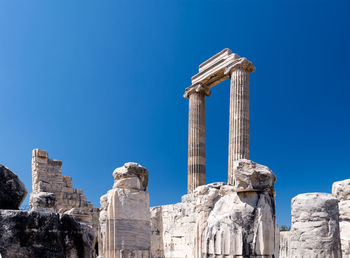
[29,149,99,248]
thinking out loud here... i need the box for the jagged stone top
[113,162,149,191]
[292,192,338,202]
[332,179,350,201]
[291,192,339,216]
[32,148,62,165]
[32,148,48,158]
[230,159,276,192]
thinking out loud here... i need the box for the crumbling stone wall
[29,149,99,250]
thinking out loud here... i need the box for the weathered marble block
[229,159,276,192]
[151,180,277,257]
[102,162,151,258]
[290,193,342,258]
[333,179,350,258]
[279,231,290,258]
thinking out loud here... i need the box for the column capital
[224,57,256,75]
[183,83,211,99]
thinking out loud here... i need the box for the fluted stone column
[227,58,255,184]
[184,84,210,193]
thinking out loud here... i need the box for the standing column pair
[185,57,255,193]
[184,84,210,194]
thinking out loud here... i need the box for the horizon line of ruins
[1,48,349,258]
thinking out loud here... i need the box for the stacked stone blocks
[30,149,98,229]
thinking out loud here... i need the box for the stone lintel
[183,83,211,98]
[190,49,255,89]
[198,48,232,72]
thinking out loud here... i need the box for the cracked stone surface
[290,193,342,258]
[100,162,151,258]
[150,160,277,258]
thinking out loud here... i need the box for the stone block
[290,193,342,257]
[333,179,350,201]
[229,159,276,192]
[29,192,56,212]
[113,162,149,191]
[114,177,141,190]
[333,179,350,257]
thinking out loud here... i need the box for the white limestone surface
[333,179,350,258]
[151,182,277,258]
[279,231,290,258]
[290,193,342,258]
[101,162,151,258]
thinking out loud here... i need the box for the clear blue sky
[0,0,349,226]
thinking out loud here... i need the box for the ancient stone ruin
[184,49,255,193]
[96,49,279,257]
[30,149,99,233]
[279,181,350,258]
[0,163,95,257]
[101,162,151,257]
[0,48,348,258]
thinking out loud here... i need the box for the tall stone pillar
[184,84,210,193]
[104,162,150,258]
[227,58,255,184]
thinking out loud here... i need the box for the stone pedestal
[184,84,210,193]
[102,163,151,258]
[290,193,342,258]
[227,59,255,184]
